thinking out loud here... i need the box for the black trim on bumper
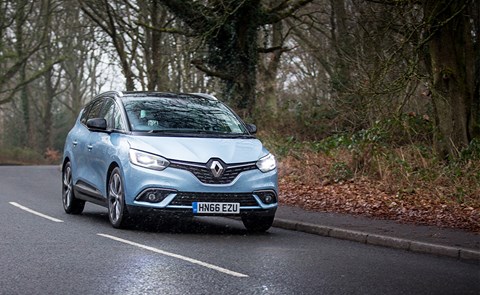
[126,205,277,218]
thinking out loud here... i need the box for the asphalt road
[0,166,478,295]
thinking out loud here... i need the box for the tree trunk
[210,0,261,117]
[258,20,283,117]
[141,0,167,91]
[330,0,351,93]
[468,1,480,141]
[15,0,32,147]
[157,0,261,116]
[424,0,475,158]
[42,67,54,152]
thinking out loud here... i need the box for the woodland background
[0,0,478,231]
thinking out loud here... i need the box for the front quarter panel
[86,132,131,198]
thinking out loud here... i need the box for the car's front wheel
[108,167,130,228]
[62,162,85,214]
[241,215,275,232]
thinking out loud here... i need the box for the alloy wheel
[61,162,85,214]
[108,168,129,228]
[62,165,73,210]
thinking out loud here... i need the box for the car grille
[169,192,259,207]
[169,161,258,184]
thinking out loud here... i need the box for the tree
[80,0,139,90]
[80,0,211,93]
[281,0,423,134]
[59,1,111,121]
[257,19,287,116]
[422,0,479,158]
[0,0,58,106]
[287,0,478,158]
[156,0,313,117]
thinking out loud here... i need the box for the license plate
[192,202,240,214]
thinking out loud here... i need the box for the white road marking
[9,202,64,223]
[97,233,249,278]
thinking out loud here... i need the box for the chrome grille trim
[169,160,257,184]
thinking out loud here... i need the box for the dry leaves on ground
[278,155,480,233]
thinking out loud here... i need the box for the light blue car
[62,91,278,231]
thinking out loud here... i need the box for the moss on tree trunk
[424,0,477,158]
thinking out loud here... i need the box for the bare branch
[262,0,314,25]
[191,59,234,81]
[0,58,64,104]
[134,21,194,36]
[258,46,291,53]
[155,0,212,32]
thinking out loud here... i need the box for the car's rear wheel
[62,162,85,214]
[108,167,130,228]
[241,215,275,232]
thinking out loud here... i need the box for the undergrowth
[259,115,480,206]
[0,147,61,165]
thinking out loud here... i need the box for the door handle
[87,144,93,151]
[72,140,78,147]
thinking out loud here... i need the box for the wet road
[0,166,478,294]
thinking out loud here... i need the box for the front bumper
[122,163,279,215]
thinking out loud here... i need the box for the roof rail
[190,93,218,100]
[112,90,123,97]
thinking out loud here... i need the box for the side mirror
[246,123,257,134]
[86,118,107,131]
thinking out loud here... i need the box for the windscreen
[123,95,248,135]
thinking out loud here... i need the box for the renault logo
[209,160,225,178]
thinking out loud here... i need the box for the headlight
[256,153,276,172]
[129,149,169,171]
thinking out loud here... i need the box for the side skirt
[74,181,107,207]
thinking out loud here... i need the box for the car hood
[127,135,268,163]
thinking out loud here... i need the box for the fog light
[255,190,277,205]
[136,189,175,203]
[264,195,273,203]
[148,193,157,202]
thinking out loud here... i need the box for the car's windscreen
[123,95,248,135]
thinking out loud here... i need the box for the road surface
[0,166,478,294]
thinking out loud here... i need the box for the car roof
[114,91,218,101]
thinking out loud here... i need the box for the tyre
[108,167,130,228]
[62,162,85,214]
[241,215,275,232]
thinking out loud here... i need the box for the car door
[73,98,104,193]
[86,97,124,200]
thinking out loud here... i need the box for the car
[61,91,278,231]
